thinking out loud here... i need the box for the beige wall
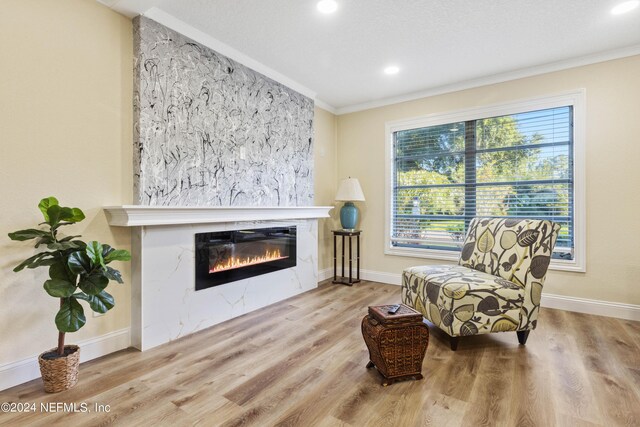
[314,107,340,271]
[336,55,640,305]
[0,0,133,365]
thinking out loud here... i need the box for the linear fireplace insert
[195,226,297,290]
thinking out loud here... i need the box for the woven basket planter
[38,345,80,393]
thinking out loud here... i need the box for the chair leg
[517,330,530,345]
[450,336,459,351]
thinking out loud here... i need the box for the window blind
[391,106,574,259]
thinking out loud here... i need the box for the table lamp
[335,177,365,230]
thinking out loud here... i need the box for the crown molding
[314,98,338,115]
[96,0,162,18]
[336,44,640,115]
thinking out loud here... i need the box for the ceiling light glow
[384,66,400,75]
[317,0,338,14]
[611,0,639,14]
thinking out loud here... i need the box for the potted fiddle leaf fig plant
[8,197,130,393]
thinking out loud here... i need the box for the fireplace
[195,226,297,290]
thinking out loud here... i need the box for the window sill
[385,246,586,273]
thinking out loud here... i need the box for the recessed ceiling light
[384,66,400,75]
[317,0,338,14]
[611,0,639,14]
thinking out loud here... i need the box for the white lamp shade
[335,178,365,201]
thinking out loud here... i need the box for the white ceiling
[102,0,640,113]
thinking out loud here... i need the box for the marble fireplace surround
[104,206,332,351]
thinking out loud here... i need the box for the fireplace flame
[210,249,287,273]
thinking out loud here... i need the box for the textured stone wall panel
[133,17,314,206]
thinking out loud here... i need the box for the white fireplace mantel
[103,205,333,227]
[103,205,332,351]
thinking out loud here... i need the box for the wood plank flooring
[1,281,639,426]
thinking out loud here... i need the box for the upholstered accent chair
[402,218,561,350]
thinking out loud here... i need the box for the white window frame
[384,89,586,273]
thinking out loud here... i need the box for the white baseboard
[361,269,402,285]
[329,268,640,322]
[318,267,333,282]
[540,293,640,321]
[0,328,131,392]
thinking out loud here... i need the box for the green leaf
[49,262,67,280]
[38,197,59,222]
[73,292,89,302]
[104,249,131,263]
[78,273,109,295]
[13,252,54,272]
[71,208,85,222]
[58,235,82,242]
[43,279,76,297]
[75,290,114,313]
[46,205,62,227]
[49,261,77,283]
[68,251,91,274]
[47,240,84,251]
[105,266,123,284]
[8,229,48,241]
[58,207,74,221]
[63,208,85,223]
[101,244,114,258]
[71,240,87,250]
[55,297,86,333]
[27,256,57,268]
[35,235,55,248]
[13,253,46,272]
[86,241,105,269]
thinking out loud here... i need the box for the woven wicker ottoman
[361,304,429,386]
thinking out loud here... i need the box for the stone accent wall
[133,17,314,206]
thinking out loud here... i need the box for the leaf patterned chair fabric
[401,218,561,350]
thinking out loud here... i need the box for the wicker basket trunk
[38,345,80,393]
[362,304,429,386]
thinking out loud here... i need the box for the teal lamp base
[340,202,359,230]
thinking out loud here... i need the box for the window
[385,91,585,272]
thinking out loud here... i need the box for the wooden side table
[332,229,361,286]
[361,304,429,386]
